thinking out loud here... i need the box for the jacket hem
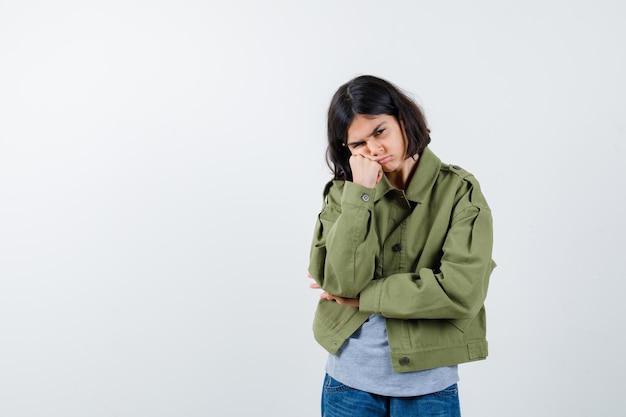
[390,340,488,373]
[313,310,371,355]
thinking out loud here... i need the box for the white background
[1,1,625,416]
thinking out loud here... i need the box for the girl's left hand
[307,273,360,307]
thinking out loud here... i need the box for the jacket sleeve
[308,180,380,298]
[359,182,495,321]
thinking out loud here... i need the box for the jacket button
[361,193,370,202]
[452,165,461,170]
[392,243,402,252]
[399,357,410,365]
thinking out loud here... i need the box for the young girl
[308,75,495,416]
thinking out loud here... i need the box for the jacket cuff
[341,181,376,208]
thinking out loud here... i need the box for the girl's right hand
[349,154,382,189]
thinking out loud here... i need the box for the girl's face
[345,114,411,174]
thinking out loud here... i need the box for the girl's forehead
[347,114,398,140]
[349,114,395,128]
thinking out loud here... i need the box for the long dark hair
[326,75,431,180]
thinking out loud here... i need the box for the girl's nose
[367,140,383,155]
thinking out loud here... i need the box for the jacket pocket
[446,317,474,333]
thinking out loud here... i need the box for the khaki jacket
[308,147,496,372]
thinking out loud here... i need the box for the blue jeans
[321,374,461,417]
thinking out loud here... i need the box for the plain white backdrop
[1,1,625,416]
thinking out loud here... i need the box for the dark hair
[326,75,431,180]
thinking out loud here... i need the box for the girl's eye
[350,142,363,149]
[375,128,385,136]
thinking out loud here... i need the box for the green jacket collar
[374,147,441,203]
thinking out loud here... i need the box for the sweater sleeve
[308,180,380,298]
[359,184,495,321]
